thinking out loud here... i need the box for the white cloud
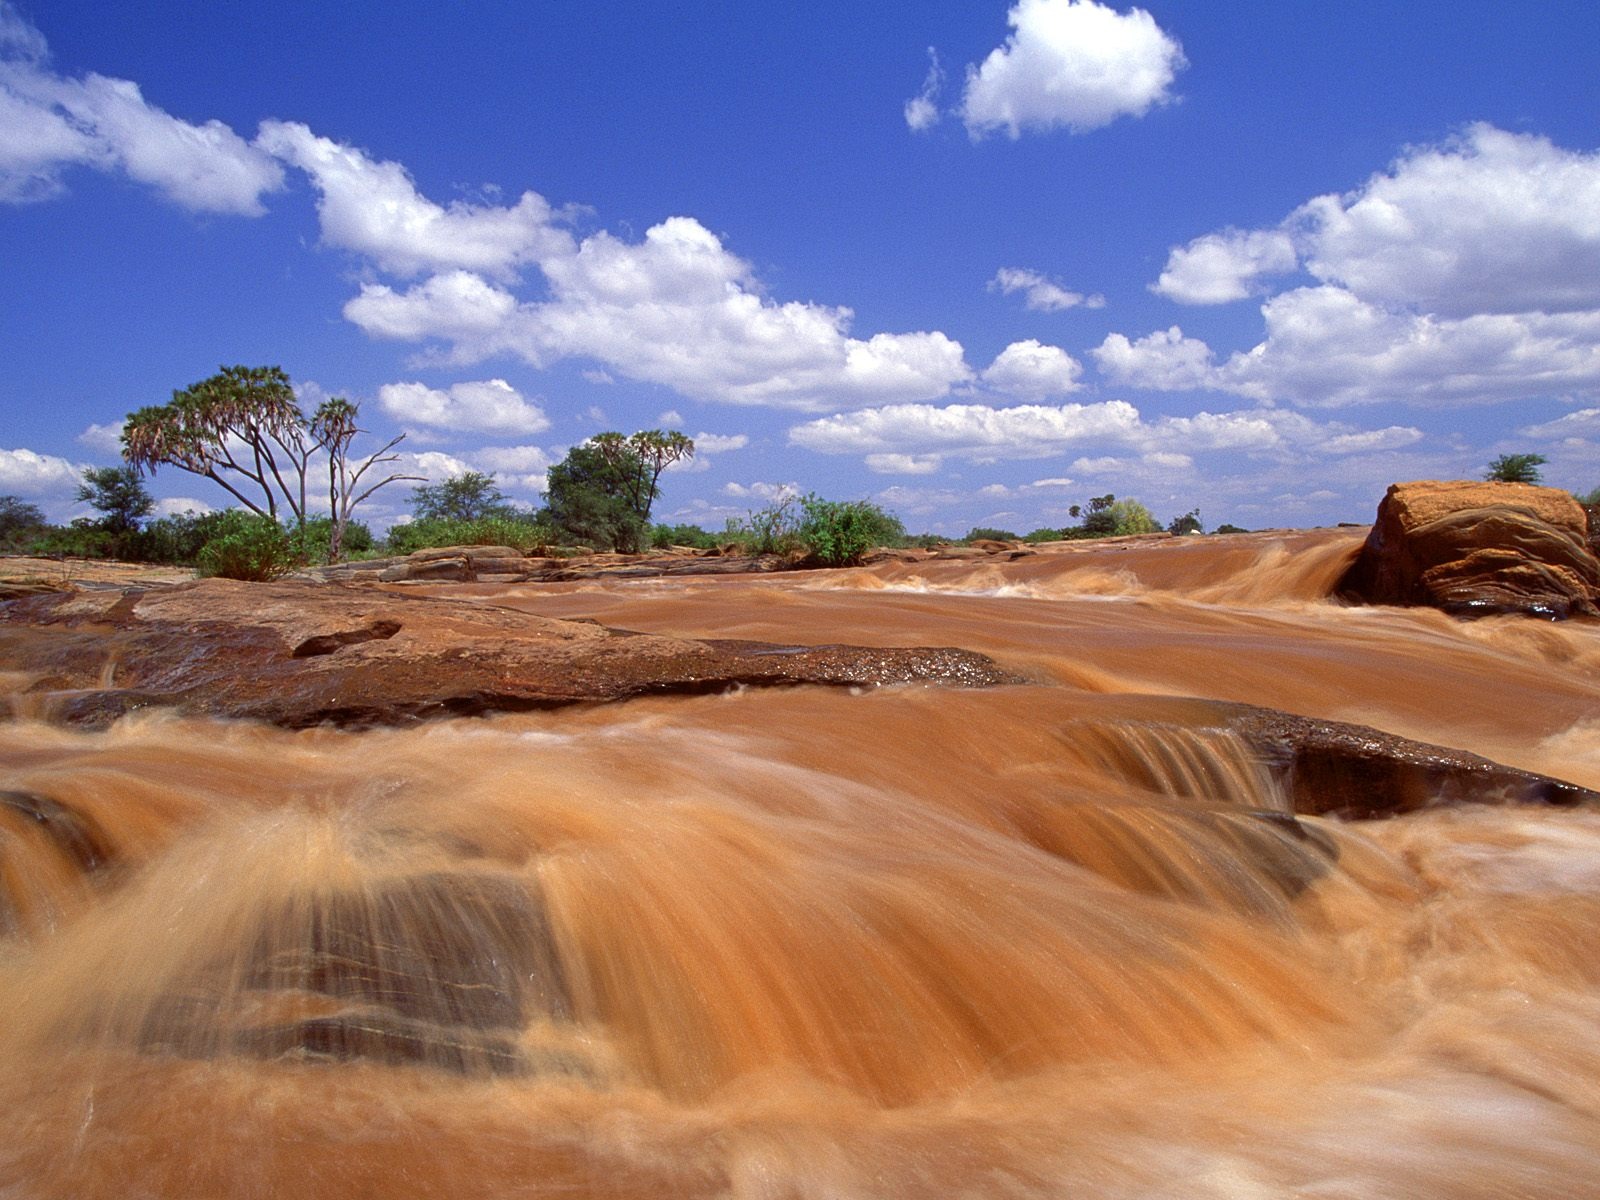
[981,339,1084,398]
[0,446,82,494]
[989,267,1105,312]
[960,0,1186,139]
[657,409,685,426]
[1152,229,1297,304]
[399,450,471,482]
[0,6,282,211]
[152,496,213,518]
[865,453,943,475]
[472,444,553,475]
[255,121,570,279]
[1291,124,1600,318]
[691,432,749,454]
[904,47,944,132]
[1317,427,1424,455]
[723,481,797,501]
[76,420,124,455]
[378,379,550,434]
[1134,126,1600,410]
[1521,408,1600,441]
[351,216,973,411]
[790,399,1143,460]
[345,271,520,348]
[1093,326,1217,391]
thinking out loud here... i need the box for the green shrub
[385,514,553,556]
[650,523,719,550]
[197,512,295,581]
[798,495,906,567]
[1214,523,1250,535]
[964,526,1018,543]
[728,493,806,556]
[1021,528,1065,543]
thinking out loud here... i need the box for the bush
[1214,523,1250,535]
[727,492,806,556]
[965,526,1018,543]
[197,511,295,581]
[385,514,553,556]
[1021,528,1065,543]
[650,523,719,550]
[799,495,906,567]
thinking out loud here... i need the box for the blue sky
[4,0,1600,535]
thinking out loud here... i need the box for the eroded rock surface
[1337,480,1600,619]
[0,578,1025,728]
[1213,702,1599,818]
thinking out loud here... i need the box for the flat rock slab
[0,578,1025,728]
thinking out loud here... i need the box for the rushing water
[3,528,1600,1198]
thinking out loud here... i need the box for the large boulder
[1337,480,1600,619]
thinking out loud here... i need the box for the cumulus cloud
[1093,326,1218,391]
[724,481,797,502]
[400,450,472,482]
[256,121,571,279]
[1521,408,1600,441]
[349,216,974,411]
[1292,124,1600,318]
[980,339,1084,398]
[0,4,282,210]
[152,496,213,518]
[0,445,83,494]
[472,444,554,475]
[865,453,943,475]
[789,398,1419,473]
[1152,229,1297,304]
[345,271,520,348]
[904,48,944,132]
[378,379,550,434]
[960,0,1186,138]
[790,400,1144,460]
[76,420,124,455]
[690,433,749,454]
[988,267,1105,312]
[1134,126,1600,409]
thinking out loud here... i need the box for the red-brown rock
[1337,480,1600,619]
[0,578,1026,728]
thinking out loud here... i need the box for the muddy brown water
[3,528,1600,1198]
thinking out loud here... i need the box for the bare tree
[311,398,421,561]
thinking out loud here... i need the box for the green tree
[799,496,905,566]
[1485,453,1548,484]
[1168,508,1203,536]
[0,495,46,549]
[75,466,154,549]
[124,365,312,524]
[588,430,695,523]
[409,471,513,523]
[1082,494,1117,536]
[123,366,414,561]
[1108,498,1158,535]
[544,444,647,551]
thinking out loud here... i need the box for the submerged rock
[1337,480,1600,619]
[1214,702,1600,819]
[0,578,1026,728]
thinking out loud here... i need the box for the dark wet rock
[0,789,114,873]
[141,871,584,1079]
[236,1013,530,1076]
[0,577,1025,728]
[243,871,567,1030]
[1337,480,1600,619]
[1214,702,1600,819]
